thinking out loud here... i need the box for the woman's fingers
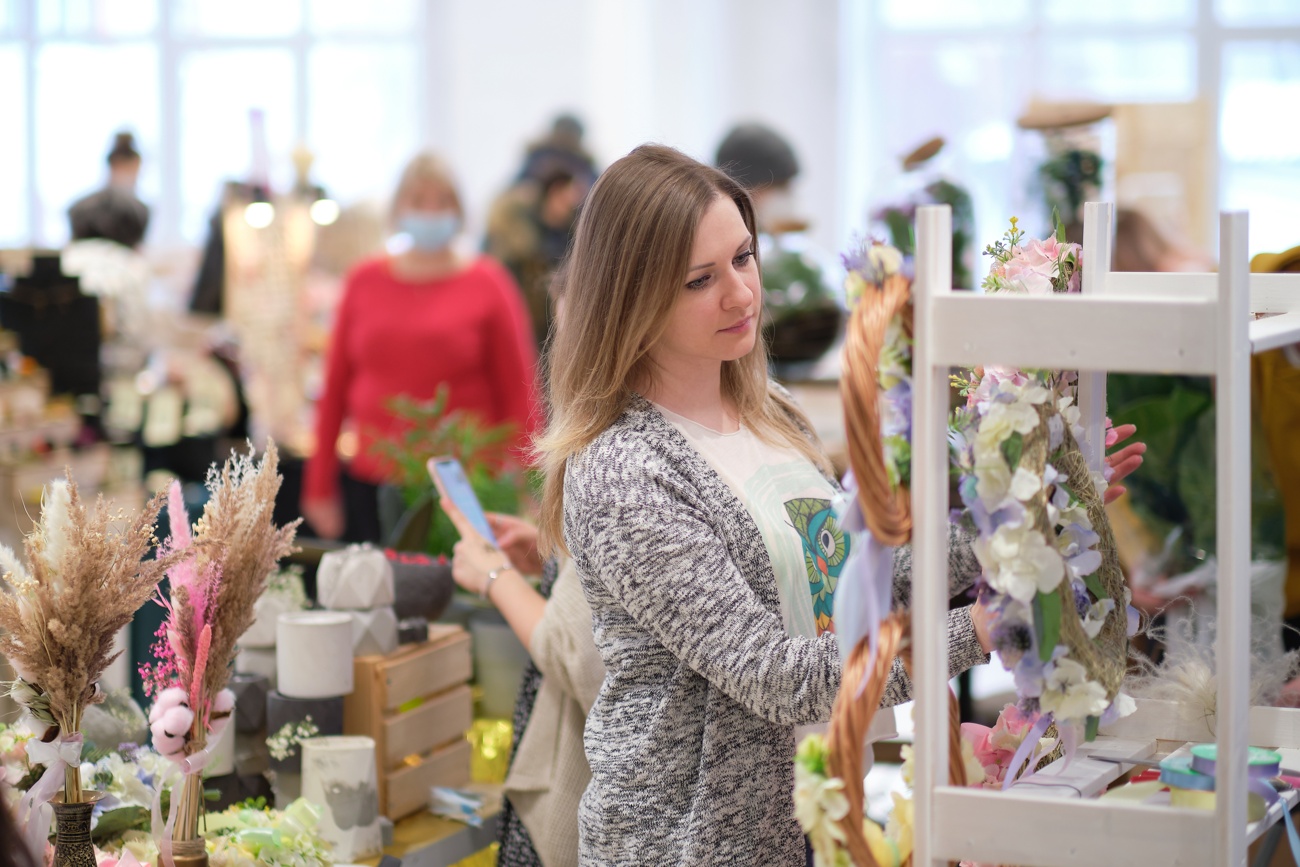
[1105,442,1146,485]
[1107,423,1137,448]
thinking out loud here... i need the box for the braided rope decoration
[826,613,967,866]
[840,272,913,547]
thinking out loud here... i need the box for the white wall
[421,0,855,252]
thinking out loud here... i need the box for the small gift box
[398,617,430,645]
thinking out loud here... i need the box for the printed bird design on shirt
[783,497,849,635]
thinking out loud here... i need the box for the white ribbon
[15,732,83,857]
[150,713,230,867]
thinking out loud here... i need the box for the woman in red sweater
[303,152,541,541]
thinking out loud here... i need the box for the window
[1220,41,1300,255]
[5,0,423,249]
[859,0,1300,259]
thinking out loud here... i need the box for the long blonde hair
[536,144,829,553]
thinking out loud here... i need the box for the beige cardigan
[503,559,605,867]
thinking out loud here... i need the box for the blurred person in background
[486,165,588,349]
[486,114,598,349]
[446,502,602,867]
[1251,244,1300,653]
[67,131,150,250]
[302,152,540,542]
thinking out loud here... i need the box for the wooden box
[344,624,474,819]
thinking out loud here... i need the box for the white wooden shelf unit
[907,202,1300,867]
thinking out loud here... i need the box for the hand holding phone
[427,457,498,546]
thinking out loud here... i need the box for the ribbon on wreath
[150,712,231,867]
[832,472,897,696]
[15,732,83,857]
[1002,713,1054,791]
[1173,745,1300,862]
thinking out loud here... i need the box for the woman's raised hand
[1103,423,1146,505]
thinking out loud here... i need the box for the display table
[361,786,501,867]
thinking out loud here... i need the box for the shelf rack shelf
[907,202,1300,867]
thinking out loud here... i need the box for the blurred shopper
[446,504,602,867]
[67,131,150,249]
[1252,244,1300,652]
[485,115,597,348]
[486,166,588,348]
[302,152,540,542]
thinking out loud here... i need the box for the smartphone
[427,456,498,545]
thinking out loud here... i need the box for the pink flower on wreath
[1003,237,1064,295]
[969,365,1029,408]
[959,704,1038,788]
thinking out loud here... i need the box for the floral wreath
[951,218,1135,742]
[797,222,1137,867]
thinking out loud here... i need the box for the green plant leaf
[1001,432,1025,470]
[1034,589,1062,663]
[91,805,150,841]
[1083,572,1106,601]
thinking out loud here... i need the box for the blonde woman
[302,152,541,541]
[533,145,998,865]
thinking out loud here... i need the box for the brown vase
[51,790,104,867]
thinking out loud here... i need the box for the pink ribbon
[150,713,230,867]
[15,732,83,857]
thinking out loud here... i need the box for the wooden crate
[386,738,474,821]
[344,624,474,819]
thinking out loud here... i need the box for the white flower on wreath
[795,763,849,862]
[974,520,1065,603]
[1058,395,1083,432]
[975,460,1012,511]
[878,317,910,390]
[869,243,904,278]
[1039,656,1109,721]
[976,463,1041,512]
[973,401,1039,465]
[1081,599,1115,639]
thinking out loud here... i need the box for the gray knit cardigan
[564,395,987,866]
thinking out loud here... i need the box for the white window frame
[8,0,430,250]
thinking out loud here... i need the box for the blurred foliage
[370,385,529,557]
[1108,374,1284,572]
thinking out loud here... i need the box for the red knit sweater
[303,255,540,502]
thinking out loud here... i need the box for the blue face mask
[398,211,460,251]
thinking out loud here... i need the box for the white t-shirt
[658,403,897,747]
[655,405,845,642]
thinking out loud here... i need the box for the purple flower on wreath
[1071,581,1090,617]
[881,383,912,438]
[992,618,1035,665]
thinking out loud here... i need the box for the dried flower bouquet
[0,474,173,850]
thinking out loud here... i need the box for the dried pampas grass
[190,440,299,712]
[1126,604,1300,732]
[0,475,171,735]
[147,441,299,757]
